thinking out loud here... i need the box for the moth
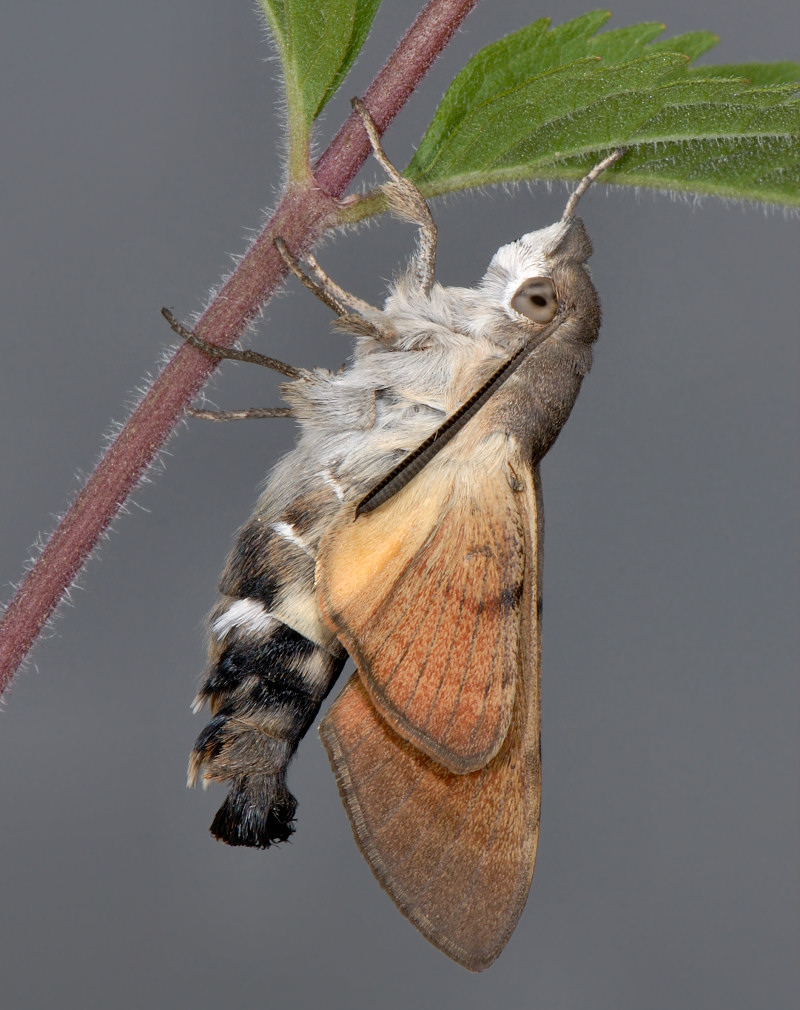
[167,102,621,971]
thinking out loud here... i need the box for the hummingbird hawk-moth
[169,102,622,971]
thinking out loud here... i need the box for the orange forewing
[316,462,525,772]
[318,466,542,970]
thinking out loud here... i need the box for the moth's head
[472,152,623,344]
[475,216,597,340]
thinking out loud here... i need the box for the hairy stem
[0,0,480,695]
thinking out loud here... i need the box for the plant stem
[0,0,480,696]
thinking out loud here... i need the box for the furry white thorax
[260,217,579,519]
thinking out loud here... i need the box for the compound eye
[510,276,558,323]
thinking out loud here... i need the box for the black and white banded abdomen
[188,474,347,848]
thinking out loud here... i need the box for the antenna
[562,149,625,220]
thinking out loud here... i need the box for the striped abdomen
[188,477,347,847]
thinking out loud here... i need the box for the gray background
[0,2,796,1008]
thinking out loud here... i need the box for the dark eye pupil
[511,275,558,324]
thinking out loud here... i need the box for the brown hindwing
[319,466,544,970]
[317,463,526,773]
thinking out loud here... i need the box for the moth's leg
[352,98,437,295]
[274,238,350,317]
[274,238,391,340]
[188,407,292,421]
[162,308,307,379]
[304,252,378,317]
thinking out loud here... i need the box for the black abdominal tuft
[210,776,298,848]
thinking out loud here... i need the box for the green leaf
[684,62,800,85]
[406,13,800,207]
[260,0,381,130]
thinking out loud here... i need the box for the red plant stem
[0,0,480,694]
